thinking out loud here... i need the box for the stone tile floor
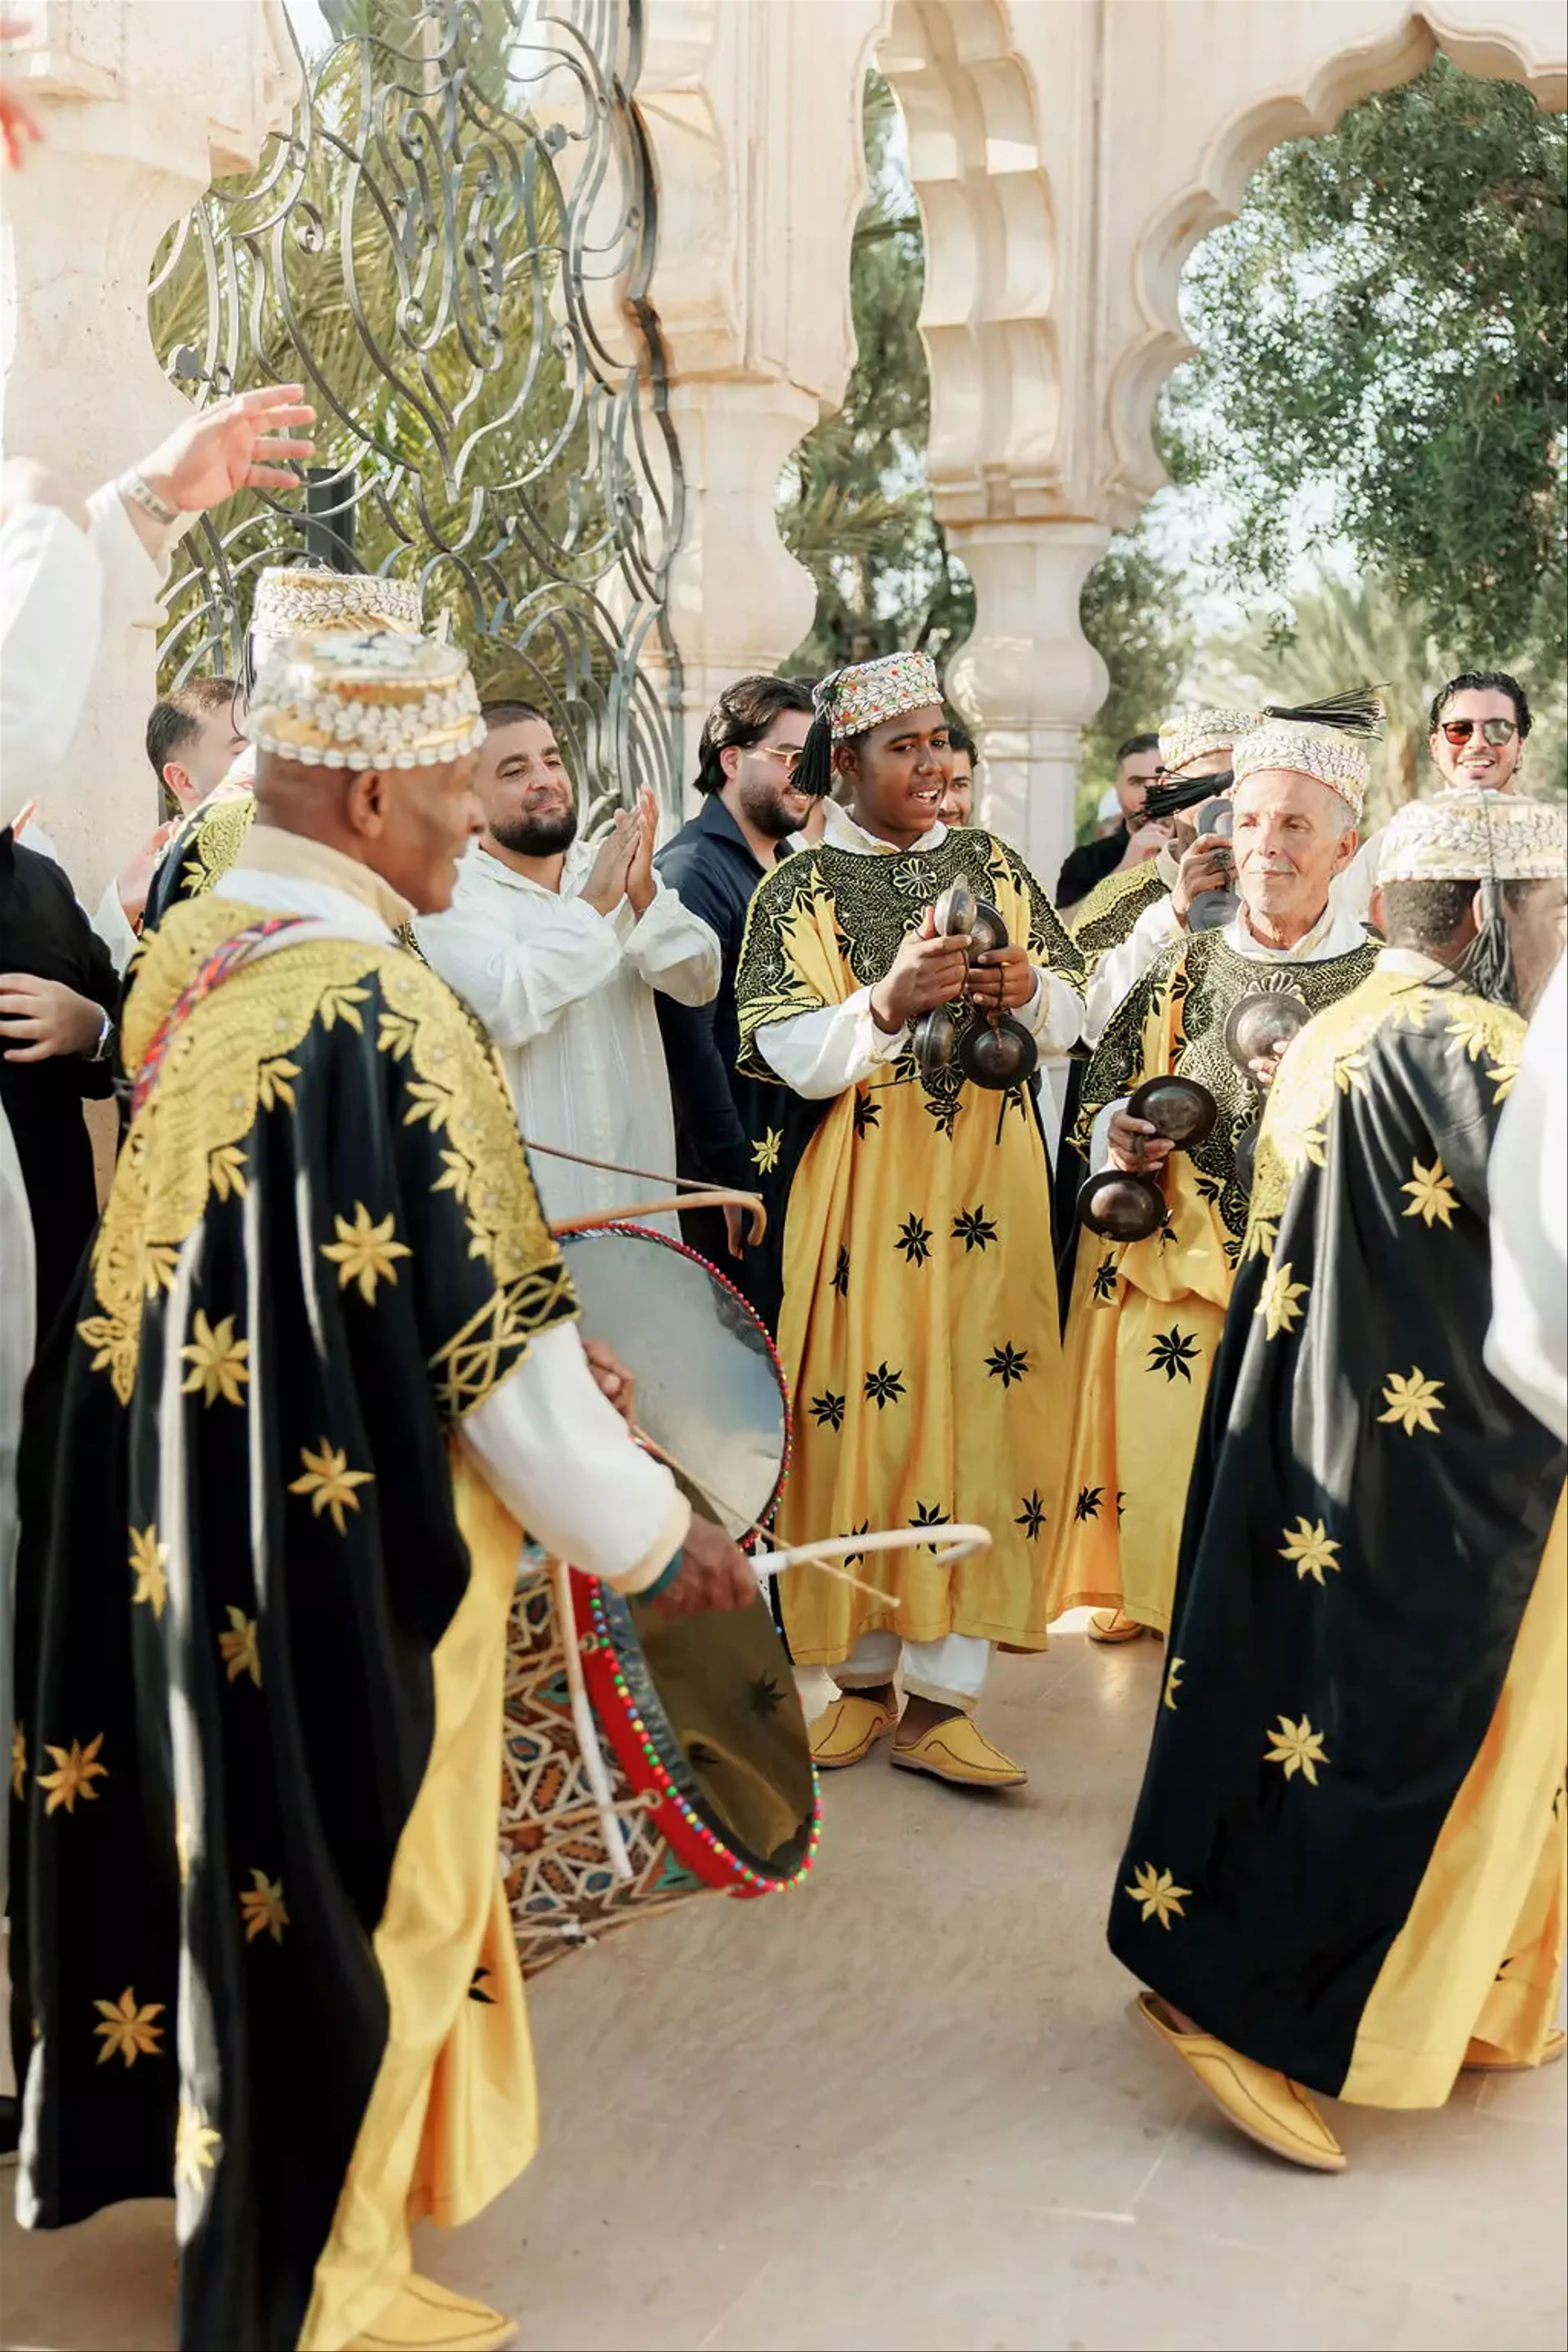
[3,1624,1563,2350]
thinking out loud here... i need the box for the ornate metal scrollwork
[148,0,684,826]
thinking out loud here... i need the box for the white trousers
[794,1628,990,1719]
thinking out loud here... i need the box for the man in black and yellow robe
[1053,717,1377,1639]
[1109,788,1567,2170]
[735,653,1086,1791]
[11,630,749,2350]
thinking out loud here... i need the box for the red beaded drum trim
[569,1568,822,1901]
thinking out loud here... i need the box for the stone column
[0,0,297,903]
[944,519,1110,887]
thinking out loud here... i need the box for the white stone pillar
[943,519,1110,888]
[0,0,297,902]
[663,379,822,803]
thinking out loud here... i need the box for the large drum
[501,1225,817,1976]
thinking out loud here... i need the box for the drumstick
[628,1422,987,1606]
[527,1136,768,1247]
[550,1189,767,1245]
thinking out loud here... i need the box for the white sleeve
[1330,832,1380,931]
[1485,963,1567,1441]
[757,988,909,1098]
[619,875,721,1007]
[0,506,104,773]
[1020,969,1085,1054]
[91,880,140,978]
[1083,895,1183,1047]
[417,899,622,1049]
[462,1320,692,1591]
[85,481,183,641]
[1087,1098,1130,1175]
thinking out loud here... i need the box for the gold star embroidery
[751,1128,783,1176]
[218,1606,261,1688]
[319,1204,412,1305]
[318,982,370,1033]
[135,1238,180,1299]
[1265,1714,1329,1785]
[1379,1368,1445,1436]
[257,1056,300,1112]
[1402,1156,1458,1229]
[1279,1517,1341,1585]
[1125,1861,1191,1928]
[11,1722,25,1800]
[37,1733,108,1816]
[179,1312,251,1408]
[207,1143,248,1202]
[290,1441,374,1534]
[94,1988,165,2068]
[1163,1657,1184,1712]
[377,1009,419,1061]
[174,2099,222,2194]
[129,1525,169,1619]
[1256,1260,1308,1340]
[1488,1054,1519,1104]
[238,1870,288,1945]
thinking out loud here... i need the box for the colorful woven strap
[131,916,308,1120]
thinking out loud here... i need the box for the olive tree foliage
[1162,55,1566,658]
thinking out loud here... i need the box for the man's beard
[490,807,579,857]
[737,773,806,841]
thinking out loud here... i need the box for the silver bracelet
[89,1008,116,1065]
[118,469,179,528]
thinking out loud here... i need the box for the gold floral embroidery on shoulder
[80,931,572,1412]
[178,796,257,900]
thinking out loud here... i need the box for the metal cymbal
[1127,1073,1218,1147]
[961,1014,1038,1090]
[931,881,977,938]
[1078,1168,1165,1242]
[1223,990,1311,1076]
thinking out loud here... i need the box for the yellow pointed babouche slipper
[1088,1609,1147,1644]
[1134,1991,1346,2172]
[890,1714,1027,1788]
[808,1689,899,1769]
[347,2275,517,2352]
[1463,2025,1567,2073]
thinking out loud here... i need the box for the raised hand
[0,973,105,1062]
[624,786,657,917]
[582,808,639,915]
[869,902,973,1033]
[1107,1108,1174,1175]
[134,384,316,517]
[965,942,1036,1014]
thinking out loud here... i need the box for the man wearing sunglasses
[1337,671,1533,928]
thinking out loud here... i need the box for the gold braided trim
[178,795,258,900]
[1245,973,1524,1260]
[1069,860,1170,963]
[84,902,567,1409]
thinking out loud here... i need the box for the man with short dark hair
[940,722,978,827]
[1056,732,1165,911]
[418,699,719,1235]
[655,675,816,1318]
[1336,669,1536,927]
[145,679,248,818]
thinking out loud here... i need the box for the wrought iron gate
[148,0,685,826]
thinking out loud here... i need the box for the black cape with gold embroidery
[1107,967,1566,2094]
[141,792,258,931]
[11,898,574,2347]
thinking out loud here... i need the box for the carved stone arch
[1103,2,1568,527]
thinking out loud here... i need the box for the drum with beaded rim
[500,1225,817,1976]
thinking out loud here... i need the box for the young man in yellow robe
[1052,710,1379,1642]
[1111,790,1567,2170]
[11,632,754,2351]
[735,652,1086,1790]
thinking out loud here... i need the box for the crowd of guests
[1,496,1564,2341]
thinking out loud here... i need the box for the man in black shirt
[655,675,814,1325]
[1056,730,1165,911]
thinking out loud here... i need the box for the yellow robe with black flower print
[1051,927,1377,1631]
[735,826,1083,1665]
